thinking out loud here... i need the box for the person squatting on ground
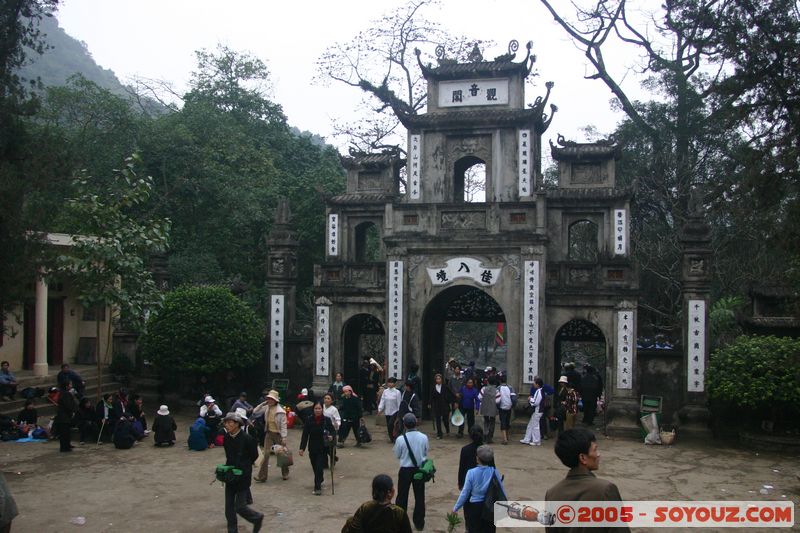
[299,401,335,495]
[188,417,210,451]
[393,413,429,531]
[129,394,149,437]
[153,404,177,446]
[342,474,412,533]
[429,373,453,439]
[496,375,513,445]
[95,393,115,443]
[222,411,264,533]
[546,428,629,533]
[378,377,401,443]
[521,377,544,446]
[200,396,223,446]
[252,389,289,482]
[457,426,485,491]
[113,415,140,449]
[16,400,37,426]
[453,445,506,533]
[337,385,364,448]
[478,376,500,443]
[75,397,98,444]
[458,378,479,437]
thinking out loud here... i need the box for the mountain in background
[18,14,129,97]
[18,13,332,147]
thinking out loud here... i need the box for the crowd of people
[0,357,612,532]
[207,358,608,532]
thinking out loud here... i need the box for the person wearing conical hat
[252,390,289,482]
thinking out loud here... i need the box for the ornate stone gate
[308,41,641,432]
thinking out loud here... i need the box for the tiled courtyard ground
[2,413,798,532]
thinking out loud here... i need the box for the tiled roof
[341,153,401,170]
[328,192,396,205]
[550,142,621,161]
[545,187,633,200]
[400,108,545,130]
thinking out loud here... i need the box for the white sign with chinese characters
[387,261,404,380]
[315,306,330,376]
[409,134,421,200]
[327,213,338,257]
[523,260,540,384]
[270,295,284,373]
[616,310,634,389]
[687,299,706,392]
[613,209,627,256]
[426,257,501,286]
[518,129,532,197]
[438,78,510,107]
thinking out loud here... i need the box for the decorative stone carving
[568,268,592,284]
[357,172,383,191]
[572,163,604,184]
[441,211,486,229]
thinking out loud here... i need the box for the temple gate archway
[422,285,506,407]
[341,314,385,384]
[554,318,607,386]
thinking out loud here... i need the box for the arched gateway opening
[341,314,385,385]
[421,286,506,411]
[554,319,607,387]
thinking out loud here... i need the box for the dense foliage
[540,0,800,335]
[707,336,800,426]
[1,8,345,330]
[141,286,263,375]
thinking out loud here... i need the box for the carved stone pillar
[265,198,299,378]
[677,205,713,438]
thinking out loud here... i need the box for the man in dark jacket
[223,412,263,533]
[581,365,603,425]
[546,428,629,532]
[54,380,77,452]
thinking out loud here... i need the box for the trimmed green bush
[141,286,263,375]
[707,335,800,429]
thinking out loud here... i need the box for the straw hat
[265,390,281,403]
[157,405,169,416]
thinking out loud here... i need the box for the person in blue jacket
[453,445,506,533]
[188,417,210,451]
[457,378,479,437]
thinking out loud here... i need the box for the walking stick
[97,419,106,445]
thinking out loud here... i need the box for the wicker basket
[660,429,676,445]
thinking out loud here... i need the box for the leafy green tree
[0,0,59,322]
[139,46,344,312]
[541,0,799,331]
[141,285,263,375]
[707,335,800,431]
[55,154,170,398]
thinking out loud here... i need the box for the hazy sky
[54,0,648,152]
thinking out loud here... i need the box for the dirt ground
[2,413,798,533]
